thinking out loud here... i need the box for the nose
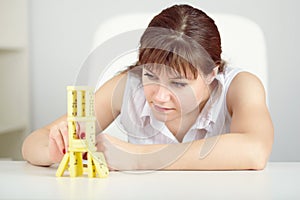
[154,84,171,102]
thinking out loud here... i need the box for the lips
[152,102,175,113]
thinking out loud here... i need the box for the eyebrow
[143,68,186,80]
[170,76,186,80]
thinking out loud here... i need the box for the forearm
[22,129,53,166]
[166,134,268,170]
[132,133,269,170]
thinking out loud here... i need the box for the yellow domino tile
[56,86,109,178]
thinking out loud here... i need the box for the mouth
[152,102,175,113]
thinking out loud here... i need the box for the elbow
[22,136,37,165]
[22,138,52,167]
[250,151,269,170]
[21,129,53,167]
[250,135,274,170]
[21,136,29,161]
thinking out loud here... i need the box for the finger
[76,121,80,136]
[58,121,69,149]
[77,122,87,139]
[95,134,106,152]
[49,136,64,163]
[95,139,113,171]
[49,125,66,155]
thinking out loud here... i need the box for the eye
[172,81,187,88]
[143,72,157,80]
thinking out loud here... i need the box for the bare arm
[98,72,274,170]
[94,72,127,132]
[22,115,67,166]
[169,72,273,170]
[22,72,127,166]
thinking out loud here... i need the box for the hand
[96,134,139,171]
[48,121,88,163]
[96,134,191,171]
[48,121,69,163]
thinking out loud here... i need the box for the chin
[152,111,178,123]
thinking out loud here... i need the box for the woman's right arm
[22,115,68,166]
[22,72,127,166]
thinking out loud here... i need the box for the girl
[22,4,273,170]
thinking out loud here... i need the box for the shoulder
[95,72,128,95]
[95,72,128,113]
[226,71,267,115]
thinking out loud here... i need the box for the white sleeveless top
[117,67,244,144]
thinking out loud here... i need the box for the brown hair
[134,4,225,78]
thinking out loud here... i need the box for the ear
[205,66,219,84]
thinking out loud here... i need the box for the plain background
[28,0,300,161]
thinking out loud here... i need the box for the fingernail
[62,148,66,154]
[80,132,86,139]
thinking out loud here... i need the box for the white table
[0,161,299,199]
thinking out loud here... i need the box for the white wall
[29,0,300,161]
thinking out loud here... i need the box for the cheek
[175,85,206,111]
[194,85,207,103]
[177,94,198,112]
[143,85,154,101]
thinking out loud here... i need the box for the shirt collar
[140,102,177,140]
[186,73,225,131]
[140,100,150,118]
[140,102,164,130]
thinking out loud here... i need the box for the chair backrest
[91,13,268,138]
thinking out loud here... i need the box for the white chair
[91,13,268,139]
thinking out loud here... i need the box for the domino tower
[56,86,109,178]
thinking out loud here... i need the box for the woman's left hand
[95,133,139,171]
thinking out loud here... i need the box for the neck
[166,99,208,142]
